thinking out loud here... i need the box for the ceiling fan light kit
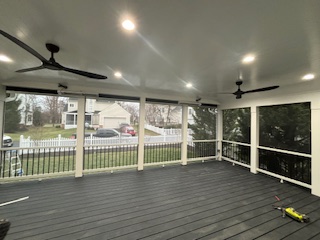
[0,29,107,79]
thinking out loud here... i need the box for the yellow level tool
[273,196,310,223]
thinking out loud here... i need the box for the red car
[121,126,136,136]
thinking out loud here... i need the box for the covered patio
[1,0,320,239]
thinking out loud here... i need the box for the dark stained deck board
[0,160,319,240]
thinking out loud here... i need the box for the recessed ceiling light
[302,73,315,80]
[0,54,12,63]
[114,71,122,78]
[242,55,255,64]
[122,20,135,31]
[186,83,193,88]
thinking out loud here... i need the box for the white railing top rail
[190,139,217,143]
[221,140,251,147]
[257,145,311,158]
[144,141,182,145]
[84,143,139,148]
[0,146,76,151]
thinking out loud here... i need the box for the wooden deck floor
[1,160,320,240]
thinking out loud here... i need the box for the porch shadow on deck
[1,161,320,240]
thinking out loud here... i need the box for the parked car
[71,132,93,139]
[3,135,13,147]
[120,126,136,136]
[119,123,130,128]
[94,128,131,138]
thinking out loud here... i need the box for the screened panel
[223,108,250,143]
[189,106,217,140]
[259,102,311,154]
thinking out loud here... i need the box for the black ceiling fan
[0,29,107,79]
[230,80,279,99]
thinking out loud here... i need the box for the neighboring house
[61,98,131,129]
[18,94,33,126]
[188,107,195,125]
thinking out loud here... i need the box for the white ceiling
[1,0,320,103]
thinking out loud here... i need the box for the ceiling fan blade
[243,85,279,94]
[16,65,45,73]
[0,29,47,62]
[63,67,107,79]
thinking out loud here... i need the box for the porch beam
[75,97,85,177]
[137,97,145,171]
[311,101,320,196]
[250,106,259,174]
[181,105,188,165]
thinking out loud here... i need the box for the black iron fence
[259,148,311,184]
[0,140,218,178]
[222,141,250,165]
[0,147,76,178]
[144,142,181,164]
[187,140,217,160]
[84,144,138,169]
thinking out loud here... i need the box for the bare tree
[145,104,163,125]
[118,102,140,125]
[42,96,67,126]
[118,102,180,127]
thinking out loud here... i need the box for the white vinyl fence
[19,134,190,150]
[144,124,193,136]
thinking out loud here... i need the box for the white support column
[250,106,259,174]
[0,86,5,142]
[137,97,146,171]
[311,101,320,196]
[0,86,5,170]
[75,97,86,178]
[216,107,223,160]
[181,105,188,165]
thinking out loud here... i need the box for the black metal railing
[84,144,138,169]
[144,142,181,164]
[0,147,76,178]
[222,141,250,165]
[259,149,311,184]
[187,140,216,159]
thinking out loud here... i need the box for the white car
[3,135,13,147]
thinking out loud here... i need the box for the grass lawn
[6,126,159,141]
[5,127,86,141]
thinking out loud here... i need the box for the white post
[311,101,320,196]
[20,135,24,148]
[138,97,146,171]
[216,107,223,160]
[75,97,86,178]
[181,105,188,165]
[58,134,61,146]
[250,105,259,174]
[0,86,5,169]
